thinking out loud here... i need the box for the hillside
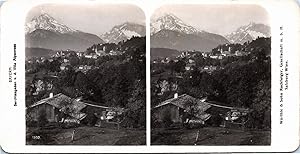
[150,13,229,51]
[151,29,228,52]
[150,48,181,60]
[26,47,56,58]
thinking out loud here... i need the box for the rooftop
[29,93,87,120]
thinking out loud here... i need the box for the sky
[26,4,145,35]
[26,4,270,36]
[152,4,270,35]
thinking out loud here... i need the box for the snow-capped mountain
[151,13,200,35]
[101,22,145,43]
[226,22,271,44]
[26,13,104,51]
[25,13,77,34]
[150,13,229,51]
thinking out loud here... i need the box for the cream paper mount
[0,0,299,153]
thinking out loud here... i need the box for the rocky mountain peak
[25,13,77,34]
[151,13,201,35]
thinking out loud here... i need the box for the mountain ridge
[150,13,229,51]
[225,22,270,44]
[151,13,201,35]
[151,48,181,60]
[26,13,78,34]
[101,22,146,43]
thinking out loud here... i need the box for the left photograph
[25,4,146,145]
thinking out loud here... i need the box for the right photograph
[150,4,271,145]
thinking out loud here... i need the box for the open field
[151,127,270,145]
[26,126,146,145]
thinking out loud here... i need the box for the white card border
[0,0,299,153]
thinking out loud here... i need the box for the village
[26,40,137,74]
[25,37,146,145]
[151,37,271,145]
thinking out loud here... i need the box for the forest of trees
[26,37,146,128]
[151,37,271,129]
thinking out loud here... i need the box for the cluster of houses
[153,45,248,65]
[151,45,250,74]
[84,46,122,59]
[210,46,248,59]
[26,45,125,73]
[26,41,143,77]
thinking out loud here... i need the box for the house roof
[207,101,251,113]
[206,101,233,109]
[82,101,110,109]
[153,94,211,114]
[29,93,87,120]
[153,94,211,121]
[153,94,250,121]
